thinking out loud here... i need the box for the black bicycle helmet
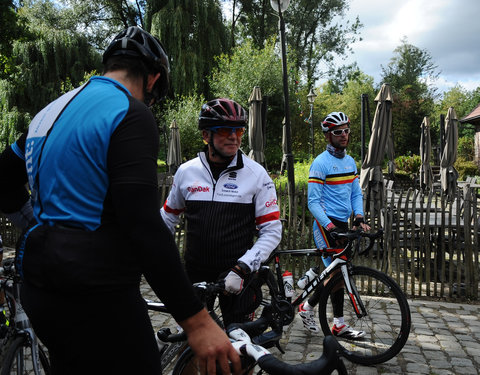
[102,26,170,100]
[321,112,350,133]
[198,98,248,130]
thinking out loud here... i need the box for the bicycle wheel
[0,336,50,375]
[318,266,411,365]
[172,347,198,375]
[172,346,255,375]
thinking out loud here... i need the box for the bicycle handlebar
[329,228,384,258]
[227,325,347,375]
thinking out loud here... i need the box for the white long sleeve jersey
[161,151,282,273]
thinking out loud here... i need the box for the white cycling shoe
[298,303,320,333]
[332,324,366,340]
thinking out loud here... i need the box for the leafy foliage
[381,38,438,156]
[2,28,101,120]
[150,0,229,99]
[159,93,206,162]
[273,158,311,188]
[455,159,479,180]
[209,38,287,169]
[394,154,421,175]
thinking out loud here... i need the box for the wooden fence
[1,177,478,302]
[274,181,480,302]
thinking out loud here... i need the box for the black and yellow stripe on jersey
[309,172,358,185]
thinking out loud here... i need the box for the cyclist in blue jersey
[298,111,370,339]
[0,27,240,375]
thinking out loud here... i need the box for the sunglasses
[330,128,351,136]
[209,126,245,137]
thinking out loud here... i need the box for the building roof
[460,102,480,124]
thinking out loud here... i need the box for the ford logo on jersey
[223,183,238,190]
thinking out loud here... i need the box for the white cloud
[338,0,480,93]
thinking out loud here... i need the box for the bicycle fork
[340,265,367,318]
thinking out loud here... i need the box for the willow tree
[150,0,229,98]
[0,24,100,148]
[4,28,100,118]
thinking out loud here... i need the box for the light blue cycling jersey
[308,150,364,251]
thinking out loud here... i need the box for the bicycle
[0,258,50,375]
[259,229,411,365]
[147,280,348,374]
[145,281,226,374]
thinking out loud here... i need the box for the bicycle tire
[171,346,197,375]
[0,336,50,375]
[318,266,411,365]
[172,346,256,375]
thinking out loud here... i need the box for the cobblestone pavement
[2,247,479,375]
[142,278,480,375]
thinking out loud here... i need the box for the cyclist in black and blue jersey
[298,111,370,339]
[0,26,240,375]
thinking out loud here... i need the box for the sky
[339,0,480,94]
[221,0,480,95]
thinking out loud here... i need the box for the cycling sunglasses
[330,128,351,136]
[209,126,245,137]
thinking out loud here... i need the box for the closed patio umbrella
[440,107,459,198]
[360,83,394,220]
[167,120,182,174]
[419,117,433,191]
[248,86,266,166]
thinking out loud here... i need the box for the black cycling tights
[308,285,345,317]
[21,283,162,375]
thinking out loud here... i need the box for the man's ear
[147,72,161,92]
[202,130,210,144]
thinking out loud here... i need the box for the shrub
[455,158,479,180]
[457,136,475,160]
[272,159,312,188]
[394,154,421,175]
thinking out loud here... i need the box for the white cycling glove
[224,270,244,294]
[224,262,250,295]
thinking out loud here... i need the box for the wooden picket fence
[1,177,479,302]
[273,181,480,302]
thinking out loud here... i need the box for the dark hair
[103,55,153,80]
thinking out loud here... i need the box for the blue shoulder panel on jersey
[27,76,131,230]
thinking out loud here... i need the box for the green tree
[57,0,146,50]
[230,0,361,87]
[159,93,206,162]
[285,0,362,88]
[0,0,28,79]
[381,38,438,156]
[150,0,229,99]
[306,73,375,161]
[0,2,101,145]
[433,84,478,139]
[208,38,286,169]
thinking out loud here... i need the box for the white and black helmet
[321,112,350,133]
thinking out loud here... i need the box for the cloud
[340,0,480,92]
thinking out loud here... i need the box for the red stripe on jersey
[163,202,184,215]
[256,211,280,225]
